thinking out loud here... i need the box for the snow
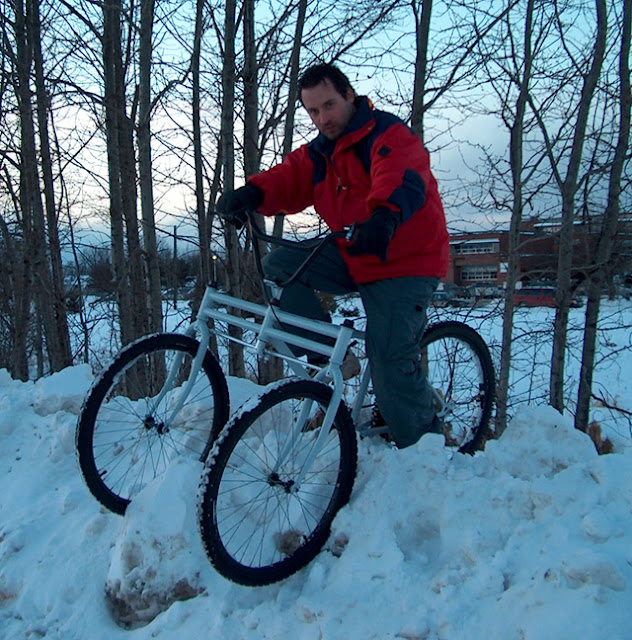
[2,304,632,639]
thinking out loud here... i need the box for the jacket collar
[310,96,375,157]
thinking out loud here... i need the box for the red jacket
[249,97,449,284]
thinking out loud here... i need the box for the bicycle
[75,211,495,585]
[194,213,495,587]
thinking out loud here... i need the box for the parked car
[514,286,582,308]
[432,284,477,307]
[431,289,451,307]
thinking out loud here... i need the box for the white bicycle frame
[155,275,449,457]
[162,278,377,492]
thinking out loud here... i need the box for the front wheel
[76,333,229,515]
[421,321,495,454]
[198,378,357,587]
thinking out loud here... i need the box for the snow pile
[105,458,205,628]
[326,409,629,639]
[1,365,632,639]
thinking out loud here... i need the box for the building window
[453,241,499,255]
[461,265,498,282]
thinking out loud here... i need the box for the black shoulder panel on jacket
[307,143,327,188]
[353,110,406,175]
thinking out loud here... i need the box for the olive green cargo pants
[262,239,439,448]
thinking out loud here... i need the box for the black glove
[347,208,400,262]
[216,184,263,228]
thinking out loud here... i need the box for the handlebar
[223,208,353,291]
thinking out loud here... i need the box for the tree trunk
[240,0,273,383]
[103,0,149,348]
[103,0,136,349]
[191,0,219,358]
[28,0,72,371]
[411,0,432,139]
[13,0,58,377]
[272,0,307,239]
[9,0,34,381]
[221,0,246,377]
[575,0,631,433]
[242,0,266,258]
[549,0,606,411]
[138,0,163,335]
[496,0,536,435]
[120,94,148,342]
[243,0,257,180]
[193,0,211,289]
[0,202,30,381]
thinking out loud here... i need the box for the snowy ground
[1,301,632,639]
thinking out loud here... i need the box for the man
[218,63,450,449]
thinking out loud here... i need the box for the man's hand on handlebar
[216,184,263,229]
[346,207,400,262]
[216,188,400,264]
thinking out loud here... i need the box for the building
[446,215,632,289]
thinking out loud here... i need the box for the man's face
[301,79,356,141]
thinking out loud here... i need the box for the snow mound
[1,363,632,639]
[33,364,94,416]
[484,405,598,478]
[105,458,207,628]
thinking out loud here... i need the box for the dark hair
[298,63,354,103]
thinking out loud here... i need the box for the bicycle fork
[271,325,353,494]
[146,320,211,432]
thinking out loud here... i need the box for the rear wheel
[198,378,357,586]
[76,333,229,514]
[421,321,495,454]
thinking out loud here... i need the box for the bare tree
[137,0,163,335]
[192,0,212,291]
[272,0,307,239]
[28,0,72,370]
[535,0,607,412]
[1,1,39,379]
[575,0,631,433]
[493,0,538,434]
[0,198,30,380]
[1,0,72,377]
[103,0,142,347]
[219,0,246,377]
[102,0,155,348]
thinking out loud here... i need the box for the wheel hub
[143,414,167,434]
[267,472,295,493]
